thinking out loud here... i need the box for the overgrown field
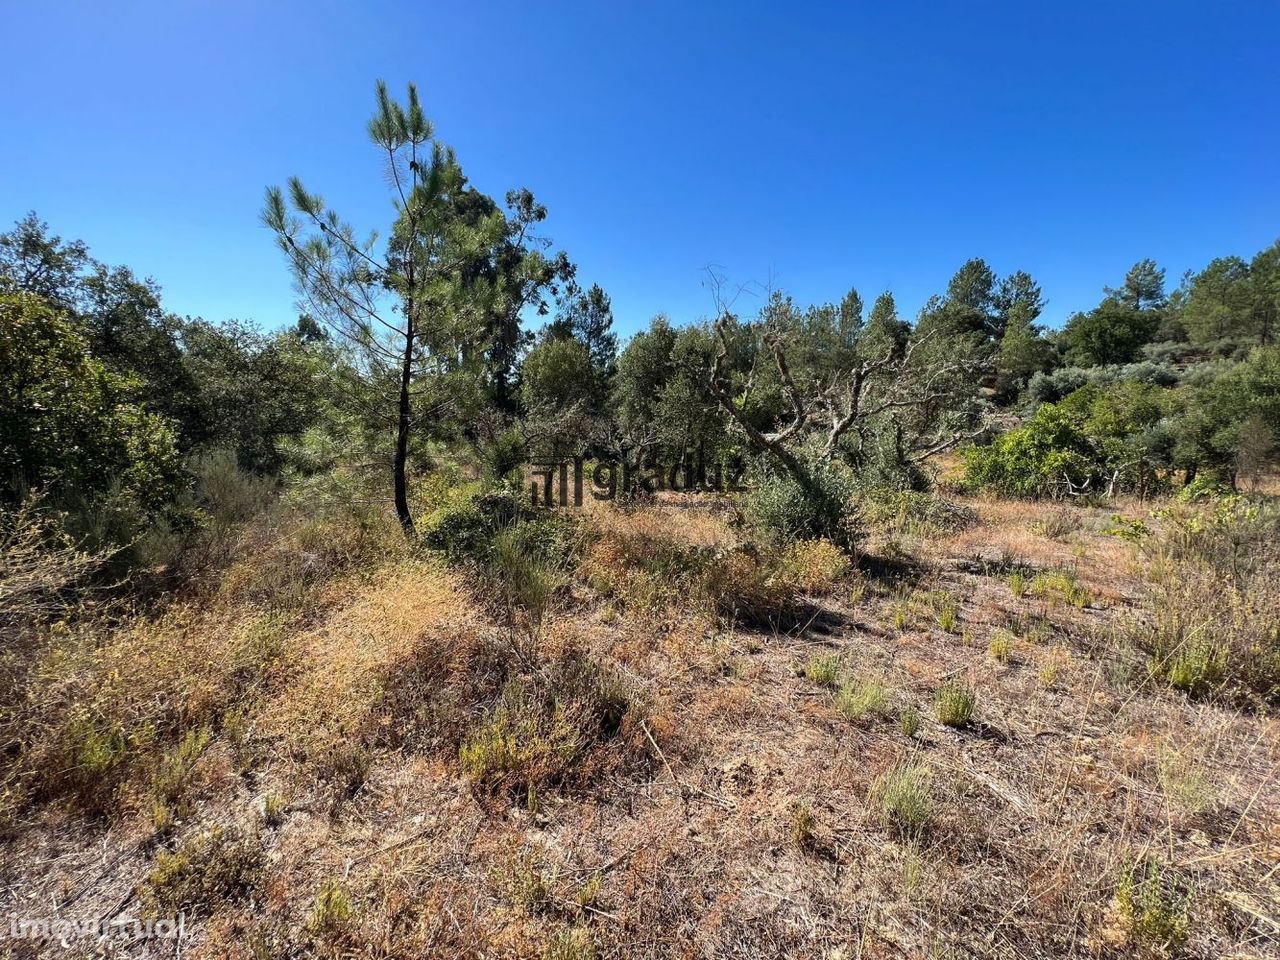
[2,482,1277,959]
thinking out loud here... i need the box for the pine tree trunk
[394,317,416,537]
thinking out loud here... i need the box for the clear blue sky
[3,1,1277,336]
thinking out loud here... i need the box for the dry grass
[1,491,1277,959]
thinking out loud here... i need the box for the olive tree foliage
[264,82,522,536]
[700,274,989,492]
[519,334,606,458]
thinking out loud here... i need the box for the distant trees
[698,280,988,493]
[1181,243,1279,346]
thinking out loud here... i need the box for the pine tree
[263,81,505,536]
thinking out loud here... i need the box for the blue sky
[3,1,1277,337]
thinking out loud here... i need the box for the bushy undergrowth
[857,489,976,538]
[746,461,859,548]
[582,515,802,626]
[780,539,851,594]
[459,653,644,802]
[1135,497,1280,702]
[1109,858,1194,956]
[146,825,264,916]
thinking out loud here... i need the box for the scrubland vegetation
[2,84,1278,958]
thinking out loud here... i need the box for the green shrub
[747,462,858,548]
[965,404,1097,498]
[1164,641,1227,696]
[460,656,638,799]
[422,489,520,564]
[146,826,263,915]
[1112,859,1193,955]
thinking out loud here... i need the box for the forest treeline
[2,84,1278,566]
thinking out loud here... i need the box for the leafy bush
[746,461,858,548]
[0,291,184,513]
[965,404,1097,498]
[421,488,520,564]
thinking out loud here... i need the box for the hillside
[3,486,1277,959]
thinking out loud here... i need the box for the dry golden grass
[2,490,1278,959]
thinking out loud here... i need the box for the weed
[901,840,927,900]
[1008,570,1028,598]
[146,826,263,915]
[872,761,932,838]
[1031,509,1081,541]
[542,927,596,960]
[934,594,960,633]
[834,676,894,720]
[151,725,212,825]
[460,656,638,799]
[1164,640,1227,697]
[1039,648,1065,688]
[1157,743,1216,818]
[1067,582,1093,608]
[802,653,841,688]
[988,631,1013,664]
[307,879,352,937]
[899,707,921,738]
[933,679,975,727]
[699,548,798,626]
[892,597,910,630]
[781,539,851,594]
[498,847,556,914]
[574,872,603,909]
[262,792,288,827]
[1111,859,1193,955]
[493,525,561,645]
[790,801,816,849]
